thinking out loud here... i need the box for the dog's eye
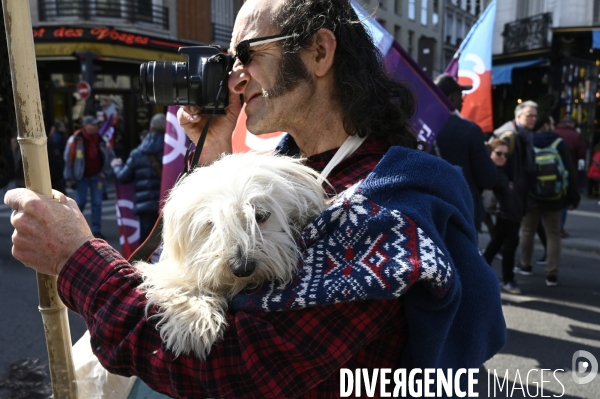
[255,211,271,224]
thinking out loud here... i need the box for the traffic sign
[77,80,92,100]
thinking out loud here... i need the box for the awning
[593,30,600,49]
[492,59,546,85]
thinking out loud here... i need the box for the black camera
[140,46,232,115]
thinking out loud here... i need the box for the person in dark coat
[111,114,165,243]
[553,115,587,237]
[515,114,580,287]
[433,74,498,232]
[483,138,523,294]
[48,120,69,194]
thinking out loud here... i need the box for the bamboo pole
[1,1,78,398]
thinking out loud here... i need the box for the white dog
[136,152,328,359]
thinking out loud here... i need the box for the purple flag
[351,1,452,149]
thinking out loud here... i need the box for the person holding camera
[5,0,505,397]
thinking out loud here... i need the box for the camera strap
[129,58,229,263]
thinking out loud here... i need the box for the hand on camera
[177,97,242,166]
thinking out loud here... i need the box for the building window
[95,0,122,18]
[420,0,428,26]
[378,18,386,28]
[408,0,416,20]
[475,0,481,15]
[517,0,530,17]
[595,0,600,24]
[395,0,402,15]
[445,13,454,43]
[212,0,235,44]
[394,25,401,43]
[456,16,462,46]
[379,0,387,10]
[408,29,414,56]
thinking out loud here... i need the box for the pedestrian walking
[63,115,113,239]
[483,138,523,294]
[433,74,497,232]
[554,115,586,237]
[515,114,580,286]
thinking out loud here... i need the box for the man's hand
[4,189,94,275]
[111,158,123,168]
[177,94,242,166]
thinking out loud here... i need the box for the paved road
[0,182,598,398]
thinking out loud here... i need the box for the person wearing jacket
[111,114,165,243]
[515,114,580,286]
[63,115,112,239]
[483,138,524,294]
[433,74,498,232]
[553,115,587,237]
[5,1,506,396]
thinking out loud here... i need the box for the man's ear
[309,28,337,78]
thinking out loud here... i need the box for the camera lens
[140,61,189,105]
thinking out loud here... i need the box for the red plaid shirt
[58,137,407,398]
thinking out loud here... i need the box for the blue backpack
[531,138,568,200]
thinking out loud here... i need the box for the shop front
[33,25,198,158]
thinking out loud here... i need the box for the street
[0,181,599,398]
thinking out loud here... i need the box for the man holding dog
[5,0,505,397]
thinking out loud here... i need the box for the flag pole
[1,1,78,397]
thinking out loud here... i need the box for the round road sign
[77,81,92,100]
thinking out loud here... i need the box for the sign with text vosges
[32,26,191,52]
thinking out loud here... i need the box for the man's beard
[263,50,312,99]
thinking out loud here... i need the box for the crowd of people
[1,0,598,397]
[431,83,587,295]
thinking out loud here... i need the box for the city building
[355,0,445,77]
[491,0,599,150]
[11,0,242,158]
[442,0,492,68]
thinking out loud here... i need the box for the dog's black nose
[230,259,256,278]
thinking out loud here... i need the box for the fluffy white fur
[136,152,328,359]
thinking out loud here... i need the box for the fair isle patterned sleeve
[231,183,454,312]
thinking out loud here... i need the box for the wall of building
[355,0,444,77]
[177,0,212,43]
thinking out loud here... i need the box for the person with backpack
[514,113,580,286]
[110,114,165,243]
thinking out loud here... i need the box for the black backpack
[531,138,568,200]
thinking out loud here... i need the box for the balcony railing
[38,0,169,30]
[212,22,233,45]
[502,13,552,54]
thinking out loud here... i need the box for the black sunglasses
[234,33,295,65]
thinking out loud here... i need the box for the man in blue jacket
[434,74,498,232]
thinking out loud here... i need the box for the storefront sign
[32,26,190,52]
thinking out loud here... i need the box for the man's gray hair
[150,113,166,134]
[514,101,538,117]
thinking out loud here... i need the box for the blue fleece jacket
[232,145,506,383]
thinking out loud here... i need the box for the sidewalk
[480,195,600,255]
